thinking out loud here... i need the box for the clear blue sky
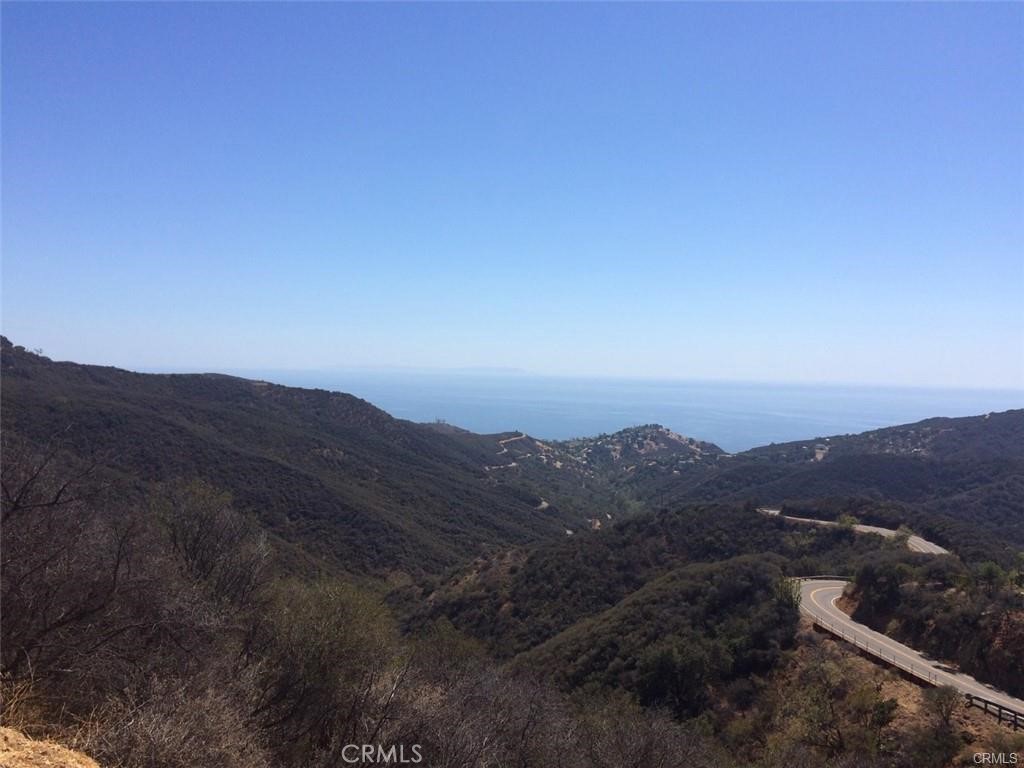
[3,2,1022,388]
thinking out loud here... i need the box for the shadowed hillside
[4,339,1023,768]
[0,338,602,575]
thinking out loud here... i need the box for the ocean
[229,370,1024,454]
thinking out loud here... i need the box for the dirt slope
[0,727,99,768]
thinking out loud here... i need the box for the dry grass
[0,677,49,739]
[800,621,1024,759]
[0,727,100,768]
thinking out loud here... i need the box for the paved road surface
[800,579,1024,713]
[758,508,1020,713]
[759,509,949,554]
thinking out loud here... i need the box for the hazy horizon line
[11,338,1022,395]
[153,362,1024,396]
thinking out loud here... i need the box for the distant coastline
[214,370,1024,453]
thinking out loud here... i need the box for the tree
[893,525,913,550]
[0,436,141,679]
[924,685,960,730]
[775,577,802,612]
[243,579,407,764]
[637,638,710,718]
[976,561,1007,595]
[903,686,962,768]
[838,514,860,530]
[1011,552,1024,589]
[154,480,268,607]
[847,682,897,756]
[793,654,847,756]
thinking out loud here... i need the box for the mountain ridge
[3,337,1022,574]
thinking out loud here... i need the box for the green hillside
[4,339,1023,768]
[0,338,598,575]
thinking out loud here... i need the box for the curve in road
[760,507,1022,716]
[759,508,949,555]
[799,579,1024,714]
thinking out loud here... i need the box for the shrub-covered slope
[1,339,587,575]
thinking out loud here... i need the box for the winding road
[758,509,1024,715]
[800,579,1024,713]
[761,508,949,555]
[485,433,529,471]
